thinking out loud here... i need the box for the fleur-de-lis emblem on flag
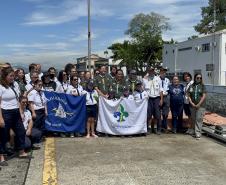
[113,104,129,122]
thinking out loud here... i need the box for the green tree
[195,0,226,34]
[108,12,170,75]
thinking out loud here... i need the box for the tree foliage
[195,0,226,34]
[108,12,170,75]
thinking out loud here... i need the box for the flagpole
[88,0,91,72]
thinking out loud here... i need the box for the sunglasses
[72,79,78,81]
[196,77,202,79]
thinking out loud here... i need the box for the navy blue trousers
[170,103,183,131]
[1,109,26,151]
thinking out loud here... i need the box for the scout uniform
[111,79,127,99]
[188,83,206,138]
[94,74,111,95]
[143,75,163,133]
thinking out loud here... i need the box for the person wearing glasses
[56,70,69,93]
[66,76,85,137]
[188,73,206,140]
[19,96,41,149]
[28,80,47,136]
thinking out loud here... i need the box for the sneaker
[70,133,75,138]
[196,136,201,140]
[0,161,8,166]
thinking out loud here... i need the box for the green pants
[190,107,205,137]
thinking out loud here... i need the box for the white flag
[96,97,148,135]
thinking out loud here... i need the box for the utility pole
[88,0,91,72]
[212,0,216,85]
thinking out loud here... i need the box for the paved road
[1,134,226,185]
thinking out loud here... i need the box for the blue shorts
[86,105,97,118]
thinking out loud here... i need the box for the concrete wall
[163,32,224,85]
[205,85,226,115]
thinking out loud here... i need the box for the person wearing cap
[159,66,170,132]
[133,80,148,100]
[111,69,127,99]
[143,66,163,134]
[94,65,111,99]
[126,69,139,94]
[83,80,99,138]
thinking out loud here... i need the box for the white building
[163,29,226,85]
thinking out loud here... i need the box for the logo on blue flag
[44,91,86,133]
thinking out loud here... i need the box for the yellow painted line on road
[43,137,58,185]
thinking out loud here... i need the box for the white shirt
[66,85,85,96]
[124,95,134,100]
[25,83,34,92]
[56,81,69,93]
[25,72,43,84]
[133,90,149,100]
[184,80,194,104]
[0,82,20,109]
[83,90,99,105]
[28,89,46,110]
[143,76,163,98]
[160,77,170,95]
[22,109,32,130]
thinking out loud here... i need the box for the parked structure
[163,29,226,85]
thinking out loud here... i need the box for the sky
[0,0,208,70]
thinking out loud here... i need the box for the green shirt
[94,74,112,95]
[126,79,138,94]
[111,79,127,99]
[188,83,206,107]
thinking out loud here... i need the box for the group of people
[0,62,206,168]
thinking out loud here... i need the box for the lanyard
[36,90,44,106]
[195,85,198,101]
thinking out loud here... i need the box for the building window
[178,47,192,51]
[202,43,210,52]
[165,51,168,55]
[173,49,175,53]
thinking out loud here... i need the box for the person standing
[15,68,27,96]
[126,70,138,95]
[168,76,184,133]
[111,69,127,99]
[0,67,30,164]
[84,81,99,138]
[143,66,163,134]
[56,70,69,93]
[28,80,47,136]
[94,65,111,98]
[159,67,170,132]
[188,73,206,140]
[183,72,194,135]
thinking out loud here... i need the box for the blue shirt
[168,84,184,105]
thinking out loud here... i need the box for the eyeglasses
[72,79,78,81]
[196,77,202,79]
[21,101,27,104]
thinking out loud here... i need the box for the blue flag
[44,91,86,133]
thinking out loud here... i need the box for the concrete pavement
[24,134,226,185]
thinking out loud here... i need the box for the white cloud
[4,42,70,50]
